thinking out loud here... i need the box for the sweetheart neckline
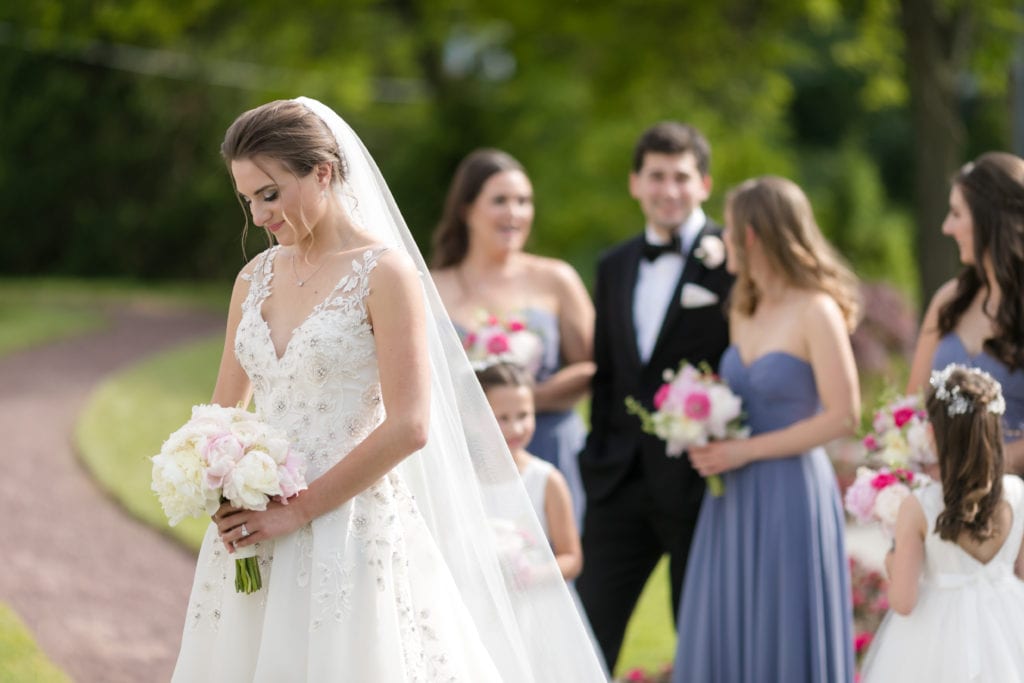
[726,345,811,370]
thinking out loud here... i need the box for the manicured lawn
[0,603,70,683]
[75,335,223,550]
[0,278,228,358]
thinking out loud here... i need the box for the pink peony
[486,333,510,354]
[844,469,880,523]
[862,434,878,450]
[653,383,671,410]
[683,391,712,420]
[892,406,916,428]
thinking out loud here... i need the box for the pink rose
[486,314,499,326]
[653,383,671,410]
[683,391,711,420]
[893,406,916,428]
[486,333,510,354]
[463,332,477,350]
[625,668,647,682]
[854,631,873,653]
[507,319,526,332]
[870,471,898,490]
[862,434,878,451]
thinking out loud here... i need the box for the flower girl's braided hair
[926,363,1006,542]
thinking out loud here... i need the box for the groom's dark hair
[632,121,711,175]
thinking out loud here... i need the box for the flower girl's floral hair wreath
[474,359,535,394]
[926,363,1007,543]
[724,176,861,332]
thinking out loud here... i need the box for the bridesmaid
[674,176,859,682]
[430,149,595,523]
[906,152,1024,474]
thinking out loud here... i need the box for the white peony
[151,448,211,526]
[223,450,283,510]
[705,384,743,438]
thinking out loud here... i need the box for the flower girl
[475,361,583,583]
[861,363,1024,682]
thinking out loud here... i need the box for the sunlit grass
[0,603,70,683]
[75,335,222,550]
[0,302,104,356]
[0,278,229,358]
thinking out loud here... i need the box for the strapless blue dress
[672,347,853,683]
[932,334,1024,442]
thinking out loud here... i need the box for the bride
[170,97,607,681]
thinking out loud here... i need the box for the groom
[576,121,734,671]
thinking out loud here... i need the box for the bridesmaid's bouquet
[150,404,307,593]
[463,310,543,375]
[862,393,935,469]
[844,466,931,537]
[625,362,748,496]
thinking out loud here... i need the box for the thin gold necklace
[291,253,328,287]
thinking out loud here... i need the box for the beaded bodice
[235,245,388,480]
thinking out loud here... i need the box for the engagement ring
[241,523,250,537]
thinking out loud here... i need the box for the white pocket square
[680,283,719,308]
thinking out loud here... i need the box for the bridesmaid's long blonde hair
[726,176,861,331]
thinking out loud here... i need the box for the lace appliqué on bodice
[235,245,387,481]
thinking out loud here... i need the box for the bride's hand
[688,441,747,477]
[212,496,306,553]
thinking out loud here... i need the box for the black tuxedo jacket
[581,221,734,516]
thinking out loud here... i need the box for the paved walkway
[0,303,223,683]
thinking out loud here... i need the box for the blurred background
[3,0,1022,305]
[3,2,1024,680]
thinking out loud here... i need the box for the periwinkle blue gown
[932,334,1024,443]
[672,347,853,683]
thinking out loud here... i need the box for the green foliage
[0,603,70,683]
[800,141,918,299]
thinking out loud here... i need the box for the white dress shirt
[633,208,706,363]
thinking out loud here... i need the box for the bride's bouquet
[150,404,307,593]
[626,362,748,496]
[862,393,935,469]
[844,466,931,537]
[463,310,544,375]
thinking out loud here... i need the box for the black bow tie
[642,234,682,261]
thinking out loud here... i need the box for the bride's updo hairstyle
[431,148,526,269]
[221,99,347,245]
[725,176,861,332]
[927,363,1006,542]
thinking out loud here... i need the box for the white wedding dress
[861,475,1024,682]
[172,245,504,681]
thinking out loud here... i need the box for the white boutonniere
[693,235,725,269]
